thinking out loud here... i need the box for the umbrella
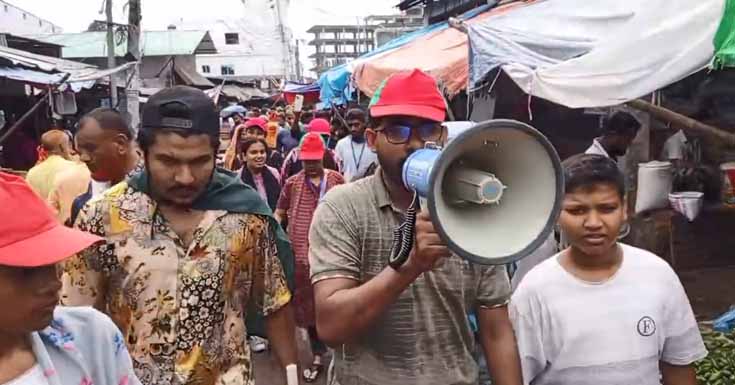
[220,105,247,118]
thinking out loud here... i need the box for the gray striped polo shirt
[309,172,511,385]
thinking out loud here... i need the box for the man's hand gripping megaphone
[389,191,450,272]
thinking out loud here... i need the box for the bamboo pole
[626,98,735,146]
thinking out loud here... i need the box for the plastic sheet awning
[318,4,494,106]
[0,45,136,92]
[467,0,730,108]
[352,2,525,98]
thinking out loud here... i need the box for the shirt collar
[592,138,610,158]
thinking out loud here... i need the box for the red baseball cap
[308,118,331,135]
[369,69,447,123]
[299,132,326,161]
[244,117,267,132]
[0,172,101,267]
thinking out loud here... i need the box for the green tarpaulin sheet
[714,0,735,68]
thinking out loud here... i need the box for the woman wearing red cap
[274,133,344,383]
[0,172,140,385]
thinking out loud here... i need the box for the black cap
[141,86,219,137]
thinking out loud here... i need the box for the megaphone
[398,119,563,266]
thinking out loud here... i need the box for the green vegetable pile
[697,326,735,384]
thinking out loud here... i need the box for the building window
[224,33,239,45]
[22,13,27,19]
[202,65,211,73]
[4,5,9,12]
[221,65,235,75]
[39,20,43,27]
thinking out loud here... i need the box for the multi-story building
[367,7,424,48]
[307,24,377,76]
[307,8,424,76]
[397,0,487,24]
[0,0,61,35]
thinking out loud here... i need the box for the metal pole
[105,0,118,108]
[127,0,141,136]
[273,0,290,80]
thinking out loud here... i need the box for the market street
[2,1,735,385]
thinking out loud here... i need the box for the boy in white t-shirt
[510,154,706,385]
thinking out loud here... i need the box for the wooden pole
[126,0,141,136]
[106,0,118,108]
[626,98,735,146]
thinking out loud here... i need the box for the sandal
[303,363,324,383]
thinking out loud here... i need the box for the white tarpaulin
[468,0,727,108]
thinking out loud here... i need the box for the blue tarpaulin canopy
[317,3,495,107]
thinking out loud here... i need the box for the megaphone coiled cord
[388,191,420,270]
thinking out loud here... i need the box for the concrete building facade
[0,0,61,35]
[307,24,377,75]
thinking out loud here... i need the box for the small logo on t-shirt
[637,316,656,337]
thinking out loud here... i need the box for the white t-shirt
[334,136,378,182]
[3,365,49,385]
[510,244,706,385]
[661,130,688,161]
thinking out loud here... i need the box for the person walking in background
[47,159,90,226]
[25,129,76,199]
[585,111,641,160]
[278,111,303,155]
[68,108,142,225]
[238,137,282,212]
[61,86,298,385]
[280,118,339,181]
[0,172,141,385]
[275,132,345,383]
[328,116,349,150]
[511,154,706,385]
[225,117,284,171]
[334,108,378,182]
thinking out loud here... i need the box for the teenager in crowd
[511,154,706,385]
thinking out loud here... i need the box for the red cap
[369,69,446,122]
[308,118,331,135]
[299,132,326,161]
[0,172,101,267]
[244,117,267,132]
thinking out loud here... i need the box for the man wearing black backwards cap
[61,86,298,385]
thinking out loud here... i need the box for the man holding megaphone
[308,69,523,385]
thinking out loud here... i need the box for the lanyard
[350,139,366,171]
[305,174,328,201]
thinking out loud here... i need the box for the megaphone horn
[400,119,563,266]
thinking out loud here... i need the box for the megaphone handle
[389,191,420,270]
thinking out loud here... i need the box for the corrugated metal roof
[27,30,215,59]
[0,45,135,91]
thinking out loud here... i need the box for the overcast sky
[8,0,399,38]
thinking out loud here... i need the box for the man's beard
[146,163,214,208]
[351,134,365,143]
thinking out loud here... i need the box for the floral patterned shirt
[61,182,292,385]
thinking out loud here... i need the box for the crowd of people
[0,68,708,385]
